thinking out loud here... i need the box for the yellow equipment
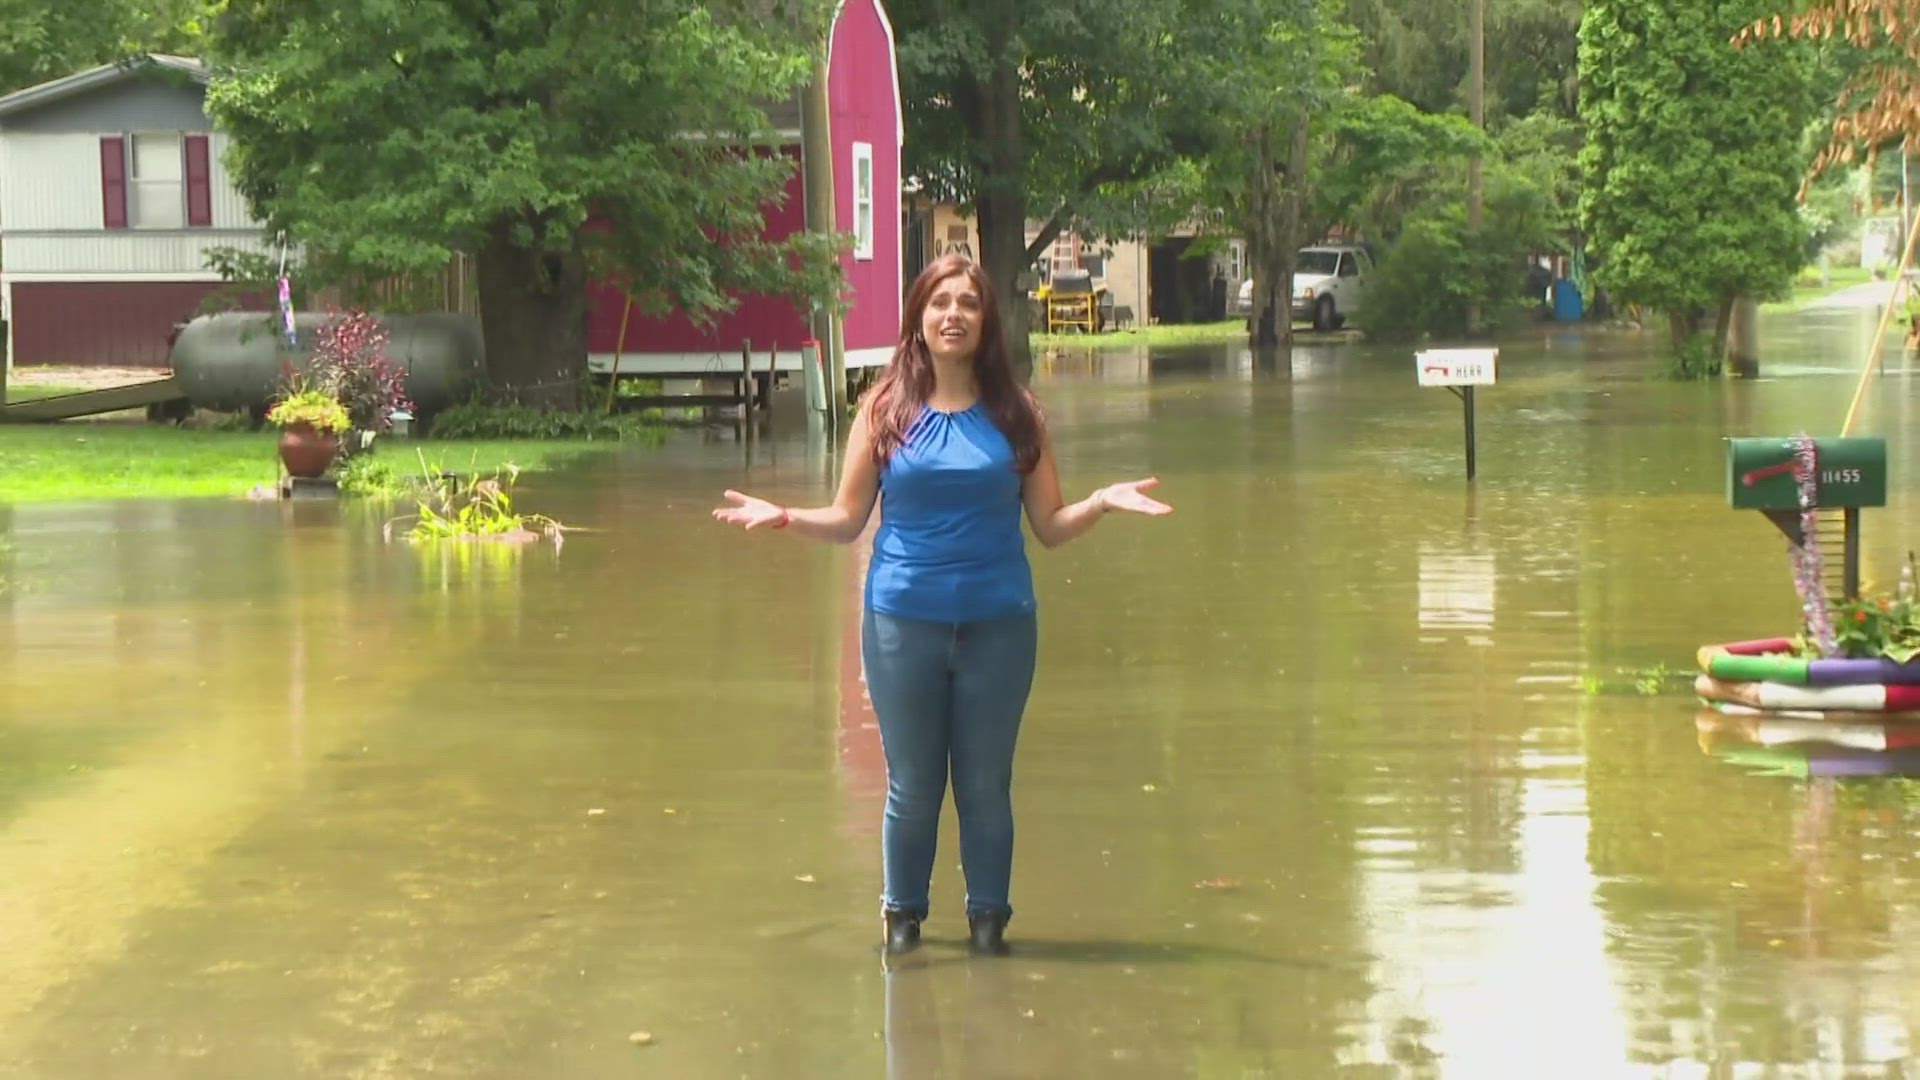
[1040,270,1104,333]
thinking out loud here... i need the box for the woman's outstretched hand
[712,490,788,530]
[1098,478,1172,517]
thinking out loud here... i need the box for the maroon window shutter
[184,134,212,227]
[100,136,127,229]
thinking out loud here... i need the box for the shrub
[383,457,568,546]
[308,311,412,433]
[427,403,664,442]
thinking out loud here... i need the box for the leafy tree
[1346,0,1581,120]
[1181,0,1583,346]
[204,0,842,407]
[1186,79,1499,346]
[1225,0,1359,350]
[0,0,203,93]
[893,0,1234,372]
[1365,159,1565,339]
[1314,95,1488,244]
[1334,108,1574,341]
[1108,0,1361,350]
[1737,0,1920,191]
[1578,0,1813,373]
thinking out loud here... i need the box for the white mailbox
[1416,348,1498,387]
[1415,347,1496,481]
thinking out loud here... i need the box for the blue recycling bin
[1551,278,1583,322]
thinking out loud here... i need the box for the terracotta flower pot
[278,421,341,478]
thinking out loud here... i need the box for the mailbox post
[1416,348,1497,480]
[1727,436,1887,599]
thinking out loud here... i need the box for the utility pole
[801,48,845,433]
[1466,0,1486,336]
[1898,137,1913,349]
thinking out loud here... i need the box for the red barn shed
[583,0,903,383]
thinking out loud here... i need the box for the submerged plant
[335,454,401,498]
[384,451,568,547]
[1579,663,1688,696]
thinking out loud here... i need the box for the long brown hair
[863,255,1044,472]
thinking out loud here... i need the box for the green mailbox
[1727,437,1886,510]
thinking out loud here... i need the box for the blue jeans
[862,609,1037,921]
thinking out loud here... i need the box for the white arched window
[852,142,874,261]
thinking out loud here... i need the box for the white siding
[4,231,275,276]
[2,131,262,231]
[208,132,255,229]
[0,131,102,231]
[1,130,268,275]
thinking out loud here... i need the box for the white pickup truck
[1236,245,1371,331]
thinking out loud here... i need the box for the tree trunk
[978,189,1033,380]
[476,219,588,410]
[976,54,1034,380]
[1248,125,1279,349]
[1724,296,1759,377]
[1248,116,1310,355]
[1666,304,1722,377]
[1276,117,1311,357]
[1666,310,1697,354]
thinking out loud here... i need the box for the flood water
[7,303,1920,1077]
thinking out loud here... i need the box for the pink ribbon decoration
[278,275,297,347]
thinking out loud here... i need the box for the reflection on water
[5,312,1920,1075]
[1699,707,1920,778]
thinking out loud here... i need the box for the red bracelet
[772,506,791,529]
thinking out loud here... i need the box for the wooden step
[1,377,188,422]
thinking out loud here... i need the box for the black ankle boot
[883,909,923,955]
[967,912,1010,956]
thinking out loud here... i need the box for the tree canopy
[204,0,842,406]
[0,0,201,94]
[1579,0,1813,370]
[1738,0,1920,190]
[1346,0,1581,121]
[892,0,1237,370]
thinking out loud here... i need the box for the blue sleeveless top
[866,402,1036,623]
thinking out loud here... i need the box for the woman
[713,255,1170,956]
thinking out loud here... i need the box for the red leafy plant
[305,311,413,435]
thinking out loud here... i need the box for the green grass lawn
[1761,265,1880,313]
[1032,320,1254,350]
[4,384,91,402]
[0,424,623,502]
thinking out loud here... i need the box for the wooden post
[1845,507,1862,601]
[765,345,777,434]
[740,339,753,440]
[1463,386,1477,482]
[604,293,632,415]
